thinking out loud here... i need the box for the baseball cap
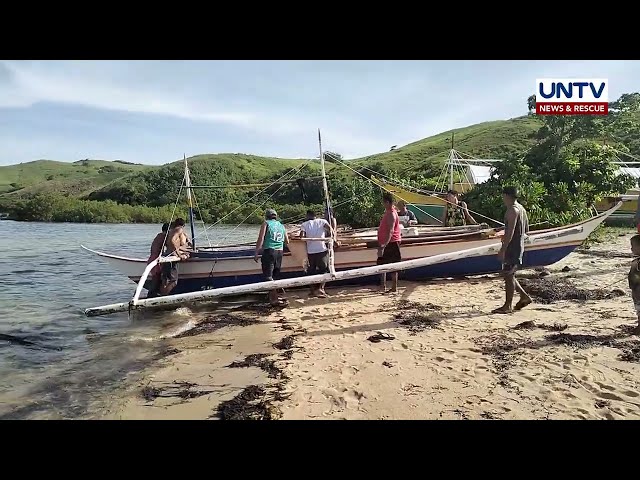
[265,208,277,218]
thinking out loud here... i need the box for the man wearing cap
[254,208,290,306]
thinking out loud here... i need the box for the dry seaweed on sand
[518,278,625,304]
[474,335,530,391]
[543,332,618,349]
[394,311,442,334]
[617,341,640,363]
[140,381,215,402]
[153,347,181,360]
[227,353,288,380]
[273,335,296,350]
[175,313,260,338]
[214,385,283,420]
[392,301,443,334]
[511,321,568,332]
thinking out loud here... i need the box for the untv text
[534,78,609,116]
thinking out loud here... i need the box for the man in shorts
[147,222,169,298]
[627,235,640,334]
[254,208,290,306]
[377,192,402,293]
[300,209,334,298]
[492,186,532,314]
[160,218,190,296]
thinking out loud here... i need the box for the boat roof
[465,165,492,185]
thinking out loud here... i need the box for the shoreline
[101,232,640,420]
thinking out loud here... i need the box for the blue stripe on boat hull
[148,244,578,295]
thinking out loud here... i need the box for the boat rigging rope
[325,154,446,225]
[189,187,213,247]
[159,169,187,260]
[200,162,310,236]
[608,146,640,165]
[188,176,324,189]
[215,162,308,245]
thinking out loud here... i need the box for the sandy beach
[104,229,640,420]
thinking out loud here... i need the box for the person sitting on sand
[627,235,640,334]
[254,208,290,306]
[441,190,477,227]
[159,218,190,296]
[377,192,402,293]
[147,222,169,298]
[492,186,532,314]
[397,200,418,227]
[300,209,334,298]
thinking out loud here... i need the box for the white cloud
[1,60,639,164]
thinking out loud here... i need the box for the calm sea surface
[0,220,259,419]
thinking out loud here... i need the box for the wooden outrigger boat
[82,131,623,317]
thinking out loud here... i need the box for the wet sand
[104,230,640,420]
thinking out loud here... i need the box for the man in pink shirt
[377,192,402,293]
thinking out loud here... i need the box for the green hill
[354,116,544,175]
[0,159,150,197]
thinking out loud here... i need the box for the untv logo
[535,78,609,115]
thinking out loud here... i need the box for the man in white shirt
[300,209,334,298]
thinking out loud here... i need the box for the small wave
[127,318,198,343]
[172,307,193,317]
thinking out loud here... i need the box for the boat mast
[318,129,336,276]
[449,132,455,191]
[184,154,196,250]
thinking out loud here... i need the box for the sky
[0,60,639,166]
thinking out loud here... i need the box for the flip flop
[367,332,395,343]
[514,298,532,311]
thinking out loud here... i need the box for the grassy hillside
[86,153,321,207]
[353,116,544,175]
[0,159,150,197]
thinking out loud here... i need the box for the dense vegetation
[1,92,639,227]
[463,93,640,227]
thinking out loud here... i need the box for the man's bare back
[165,227,189,259]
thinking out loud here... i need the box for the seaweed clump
[215,385,283,420]
[519,278,625,304]
[393,302,443,334]
[175,313,260,338]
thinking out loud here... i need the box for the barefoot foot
[514,297,532,311]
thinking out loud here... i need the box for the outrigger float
[83,131,623,317]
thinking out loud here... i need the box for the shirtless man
[147,222,169,298]
[160,218,190,296]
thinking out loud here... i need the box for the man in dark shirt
[397,201,418,227]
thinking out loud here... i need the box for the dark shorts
[307,251,329,275]
[162,262,179,283]
[261,248,283,281]
[147,271,162,296]
[377,241,402,265]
